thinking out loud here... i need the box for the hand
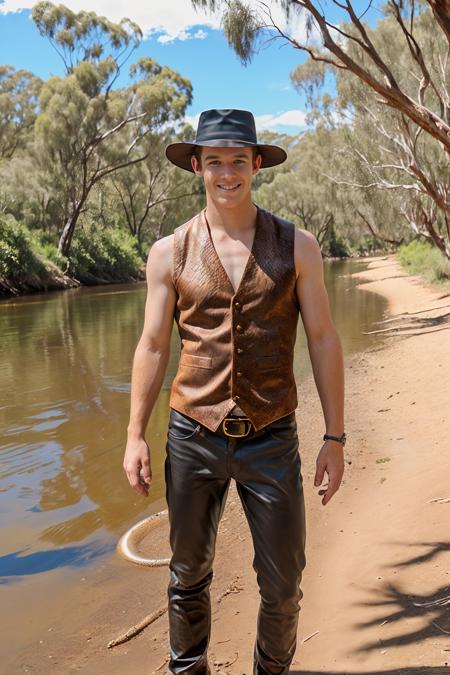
[314,440,345,506]
[123,436,152,497]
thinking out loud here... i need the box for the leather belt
[220,416,254,438]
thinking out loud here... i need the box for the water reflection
[0,259,387,580]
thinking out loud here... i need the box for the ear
[191,154,202,176]
[252,153,262,176]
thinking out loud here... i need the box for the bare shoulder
[293,227,323,281]
[146,233,175,286]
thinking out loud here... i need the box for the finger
[127,470,149,497]
[322,478,341,505]
[139,467,153,485]
[314,462,326,486]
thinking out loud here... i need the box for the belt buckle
[222,417,252,437]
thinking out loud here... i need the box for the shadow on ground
[349,541,450,655]
[291,669,450,674]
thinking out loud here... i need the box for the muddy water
[0,258,387,664]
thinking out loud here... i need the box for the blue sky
[0,0,379,134]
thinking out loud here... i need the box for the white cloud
[255,110,307,130]
[157,26,208,44]
[1,0,320,45]
[185,113,201,130]
[1,0,220,40]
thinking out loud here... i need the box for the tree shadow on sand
[348,541,450,655]
[364,308,450,339]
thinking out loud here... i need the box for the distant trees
[31,2,192,255]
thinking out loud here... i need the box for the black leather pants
[164,408,307,675]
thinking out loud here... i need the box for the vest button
[237,348,243,353]
[234,301,241,309]
[233,395,240,401]
[236,324,243,332]
[237,371,243,377]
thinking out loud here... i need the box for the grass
[397,240,450,284]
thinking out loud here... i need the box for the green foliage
[33,231,69,270]
[0,216,47,282]
[397,240,450,283]
[68,225,143,282]
[0,65,42,159]
[351,236,386,255]
[222,0,260,66]
[31,1,142,74]
[327,232,350,258]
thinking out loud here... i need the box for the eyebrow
[203,152,250,161]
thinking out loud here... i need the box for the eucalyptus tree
[0,66,41,160]
[109,127,204,249]
[32,2,192,256]
[255,127,339,248]
[296,9,449,252]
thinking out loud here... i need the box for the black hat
[165,108,287,172]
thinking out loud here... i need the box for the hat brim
[165,139,287,172]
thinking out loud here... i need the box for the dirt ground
[10,255,450,675]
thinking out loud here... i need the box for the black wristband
[323,432,346,446]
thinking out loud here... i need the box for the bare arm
[123,234,177,497]
[295,229,345,506]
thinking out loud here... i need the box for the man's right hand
[123,437,152,497]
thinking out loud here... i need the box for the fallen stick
[413,595,450,608]
[301,630,319,643]
[427,497,450,503]
[107,604,167,648]
[375,303,450,323]
[433,621,450,635]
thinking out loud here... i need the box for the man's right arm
[123,234,177,497]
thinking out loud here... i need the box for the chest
[209,229,256,295]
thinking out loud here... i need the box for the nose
[219,162,238,178]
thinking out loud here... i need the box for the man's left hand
[314,441,345,506]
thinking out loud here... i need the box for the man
[123,109,346,674]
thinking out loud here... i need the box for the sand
[11,254,450,675]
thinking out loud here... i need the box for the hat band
[195,129,257,144]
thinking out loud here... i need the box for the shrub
[397,239,450,283]
[69,226,143,282]
[0,215,47,284]
[327,233,351,258]
[32,231,69,271]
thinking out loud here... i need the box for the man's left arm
[294,229,345,506]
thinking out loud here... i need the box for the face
[190,146,262,209]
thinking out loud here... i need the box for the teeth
[218,184,239,190]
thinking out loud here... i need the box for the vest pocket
[179,353,213,369]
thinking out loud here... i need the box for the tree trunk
[58,202,82,256]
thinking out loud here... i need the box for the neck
[204,197,258,233]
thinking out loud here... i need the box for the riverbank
[8,254,450,674]
[0,216,146,297]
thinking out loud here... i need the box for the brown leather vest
[169,204,300,432]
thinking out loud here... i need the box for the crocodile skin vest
[169,204,300,432]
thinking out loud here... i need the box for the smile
[217,184,241,191]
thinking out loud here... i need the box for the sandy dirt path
[10,254,450,675]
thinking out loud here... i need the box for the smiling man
[123,109,346,674]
